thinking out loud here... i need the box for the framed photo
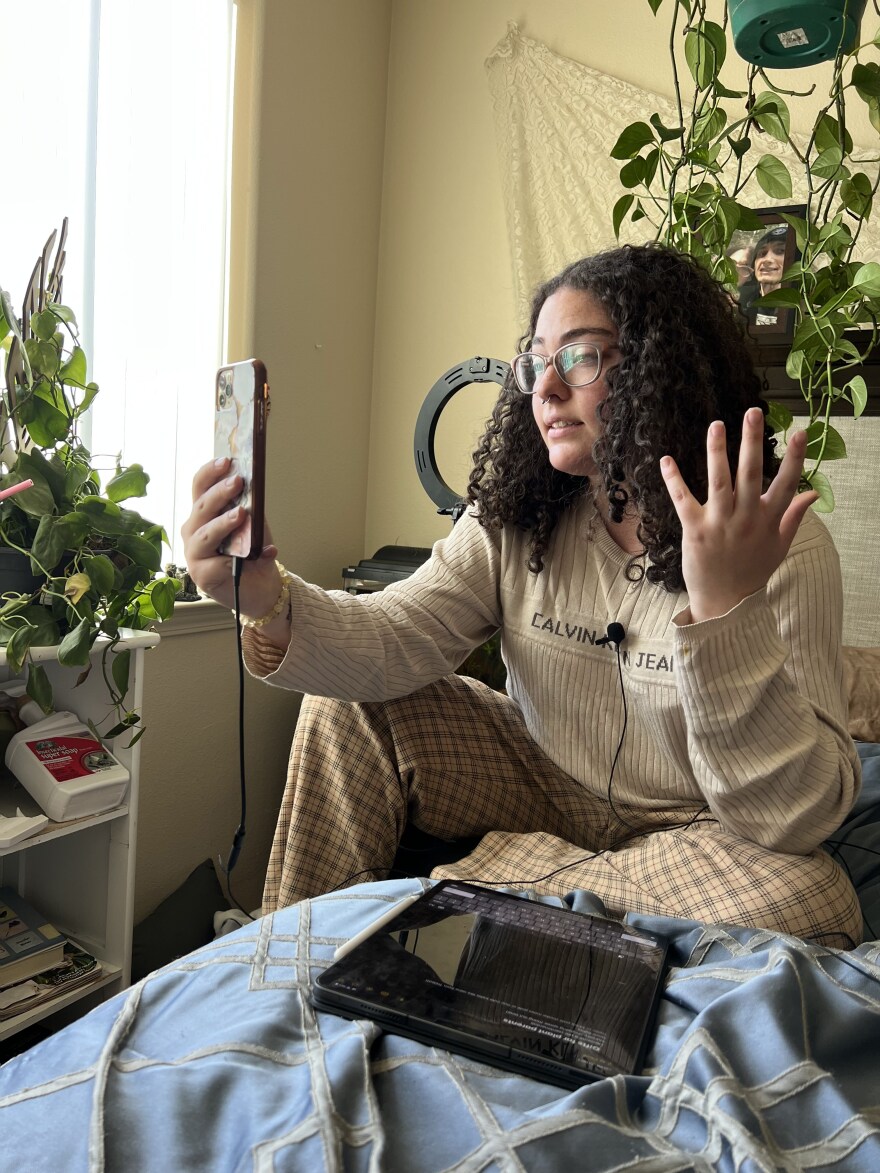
[726,204,805,337]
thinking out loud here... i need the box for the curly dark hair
[466,243,778,591]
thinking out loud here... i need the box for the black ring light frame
[414,356,511,520]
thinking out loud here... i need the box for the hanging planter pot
[730,0,868,67]
[0,547,44,597]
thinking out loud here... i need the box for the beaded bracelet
[240,562,291,628]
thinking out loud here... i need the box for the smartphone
[214,358,270,559]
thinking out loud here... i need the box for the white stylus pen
[333,891,423,960]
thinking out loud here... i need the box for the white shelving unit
[0,631,158,1042]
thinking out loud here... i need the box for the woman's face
[754,240,786,291]
[529,287,620,479]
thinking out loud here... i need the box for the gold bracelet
[241,562,291,628]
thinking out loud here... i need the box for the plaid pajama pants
[263,674,862,947]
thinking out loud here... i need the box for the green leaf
[811,145,844,180]
[729,135,751,158]
[713,80,745,100]
[111,648,131,701]
[25,663,54,714]
[853,61,880,100]
[0,606,60,651]
[74,381,100,416]
[750,92,790,142]
[59,345,87,388]
[804,468,834,513]
[612,194,635,238]
[701,20,726,72]
[853,262,880,296]
[755,155,793,199]
[25,338,59,379]
[649,112,681,142]
[840,172,873,219]
[780,212,809,251]
[734,203,765,231]
[642,147,660,187]
[2,294,21,344]
[46,303,77,327]
[74,497,131,536]
[4,624,34,674]
[813,112,853,155]
[833,338,863,363]
[685,24,723,90]
[693,105,727,145]
[15,448,67,505]
[805,422,847,461]
[150,578,177,621]
[0,470,53,518]
[755,287,802,308]
[57,617,92,667]
[21,394,70,447]
[103,713,141,740]
[765,400,793,435]
[30,309,57,342]
[785,349,808,381]
[30,512,91,574]
[610,121,654,159]
[619,157,646,188]
[845,375,869,418]
[83,554,117,594]
[116,533,163,573]
[105,463,150,503]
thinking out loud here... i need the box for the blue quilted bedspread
[0,744,879,1172]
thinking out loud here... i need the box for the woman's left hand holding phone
[182,457,289,643]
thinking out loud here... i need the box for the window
[2,0,235,563]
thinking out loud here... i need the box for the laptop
[311,880,669,1089]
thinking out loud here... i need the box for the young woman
[182,245,862,946]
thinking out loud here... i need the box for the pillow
[843,646,880,744]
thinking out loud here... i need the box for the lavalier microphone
[596,622,626,647]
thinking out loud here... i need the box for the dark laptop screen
[313,881,668,1086]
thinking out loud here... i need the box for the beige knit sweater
[245,499,860,856]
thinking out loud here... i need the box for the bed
[0,685,878,1169]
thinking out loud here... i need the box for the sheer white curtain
[2,0,234,563]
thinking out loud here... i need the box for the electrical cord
[221,555,253,921]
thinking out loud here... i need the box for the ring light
[414,356,510,518]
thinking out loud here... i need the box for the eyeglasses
[511,341,603,395]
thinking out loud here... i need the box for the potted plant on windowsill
[611,0,880,511]
[0,221,177,742]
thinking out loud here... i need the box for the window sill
[156,597,235,638]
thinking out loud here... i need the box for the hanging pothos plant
[0,221,178,743]
[611,0,880,511]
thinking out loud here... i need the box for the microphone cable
[599,623,636,830]
[223,554,253,920]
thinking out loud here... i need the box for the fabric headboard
[844,646,880,744]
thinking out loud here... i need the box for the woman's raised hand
[660,407,818,623]
[181,457,282,617]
